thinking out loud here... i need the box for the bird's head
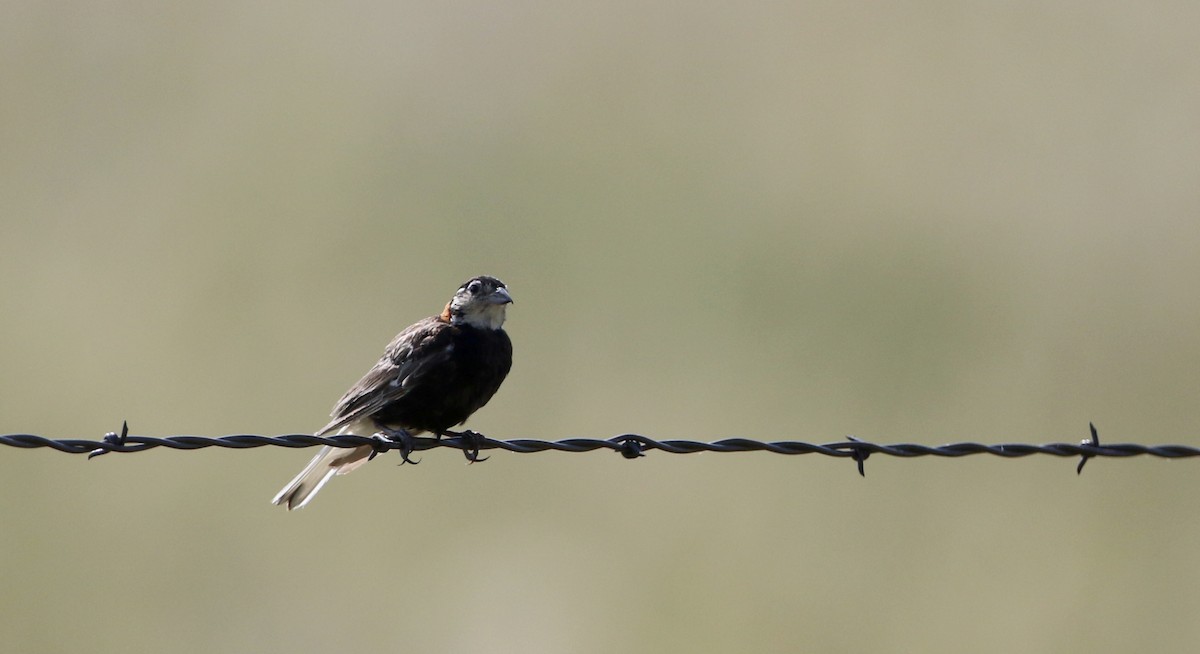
[443,276,513,330]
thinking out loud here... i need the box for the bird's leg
[373,425,420,465]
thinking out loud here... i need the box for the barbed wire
[1,422,1195,476]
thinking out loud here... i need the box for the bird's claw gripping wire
[88,421,129,460]
[372,427,420,465]
[456,430,489,464]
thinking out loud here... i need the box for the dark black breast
[371,323,513,434]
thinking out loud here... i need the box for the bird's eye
[468,280,483,293]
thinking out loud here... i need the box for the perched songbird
[272,276,514,510]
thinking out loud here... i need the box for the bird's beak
[488,287,514,305]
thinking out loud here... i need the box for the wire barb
[617,435,646,460]
[1077,422,1100,475]
[87,421,128,460]
[846,435,869,477]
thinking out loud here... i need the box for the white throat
[453,304,507,330]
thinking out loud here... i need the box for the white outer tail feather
[270,419,378,510]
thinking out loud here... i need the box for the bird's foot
[372,427,421,465]
[456,429,489,464]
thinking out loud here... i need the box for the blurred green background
[3,2,1199,652]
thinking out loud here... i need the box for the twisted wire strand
[1,427,1196,462]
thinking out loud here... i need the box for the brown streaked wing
[314,317,456,436]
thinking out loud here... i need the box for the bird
[272,275,514,510]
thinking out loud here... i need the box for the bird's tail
[271,424,375,510]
